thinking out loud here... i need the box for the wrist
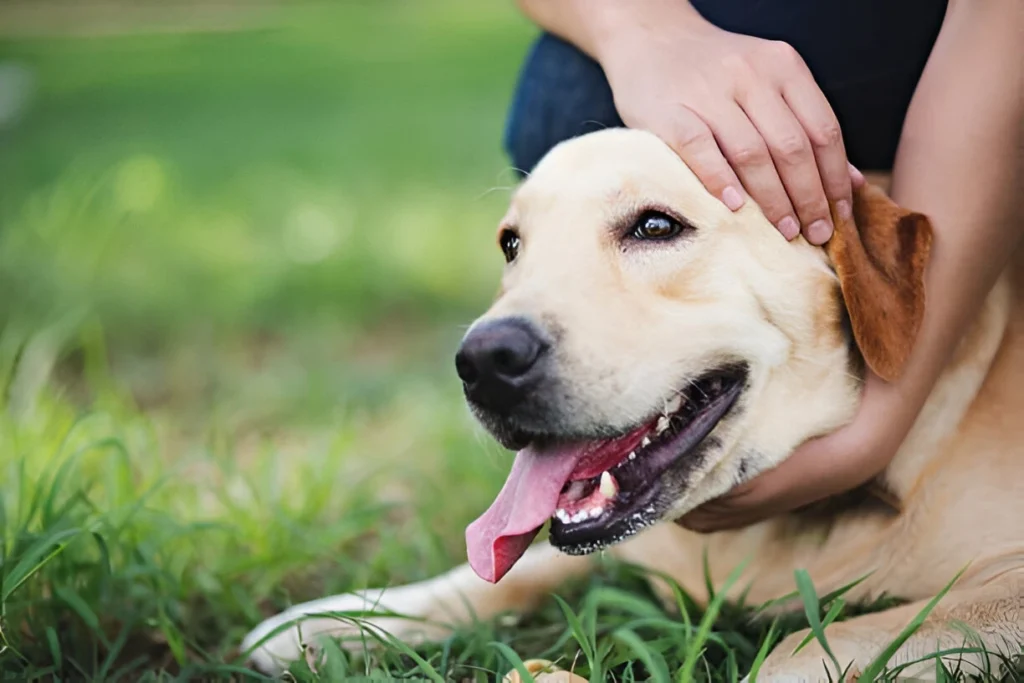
[592,1,714,67]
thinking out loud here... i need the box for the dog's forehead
[509,129,716,233]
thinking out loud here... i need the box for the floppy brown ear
[824,183,934,382]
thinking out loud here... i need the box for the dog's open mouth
[465,366,747,583]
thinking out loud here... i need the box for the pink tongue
[465,443,585,583]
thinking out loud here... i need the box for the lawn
[0,3,1012,682]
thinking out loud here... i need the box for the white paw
[240,584,453,676]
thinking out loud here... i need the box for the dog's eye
[631,212,687,241]
[499,229,520,263]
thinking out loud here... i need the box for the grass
[0,2,1018,681]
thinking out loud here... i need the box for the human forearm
[886,0,1024,417]
[514,0,709,62]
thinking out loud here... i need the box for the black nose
[455,318,548,412]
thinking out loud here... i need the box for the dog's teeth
[666,395,682,414]
[555,509,570,523]
[588,507,603,519]
[628,451,636,461]
[572,510,589,523]
[641,436,651,448]
[599,471,618,499]
[657,416,671,434]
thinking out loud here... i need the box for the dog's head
[460,129,932,583]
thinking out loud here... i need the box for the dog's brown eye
[499,229,520,263]
[632,212,686,241]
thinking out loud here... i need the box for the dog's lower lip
[547,367,746,553]
[507,431,532,450]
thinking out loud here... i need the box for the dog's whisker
[474,185,516,201]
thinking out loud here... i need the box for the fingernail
[806,219,833,245]
[776,215,799,240]
[836,199,852,222]
[721,186,744,211]
[847,162,865,187]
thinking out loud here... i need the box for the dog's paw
[240,585,454,676]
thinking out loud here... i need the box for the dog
[242,129,1023,681]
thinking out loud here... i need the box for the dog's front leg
[241,543,594,676]
[753,572,1024,682]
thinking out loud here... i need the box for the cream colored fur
[241,129,1023,681]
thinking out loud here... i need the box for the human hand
[598,11,856,245]
[678,369,917,533]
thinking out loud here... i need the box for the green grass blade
[553,594,596,664]
[792,597,845,655]
[490,641,537,683]
[53,585,101,633]
[747,619,780,682]
[858,565,968,681]
[45,626,62,670]
[678,557,749,683]
[375,631,446,683]
[613,627,670,683]
[884,645,988,680]
[792,569,842,677]
[315,635,350,680]
[755,571,872,615]
[1,527,82,602]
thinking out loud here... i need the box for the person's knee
[503,33,624,176]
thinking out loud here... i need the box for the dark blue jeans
[504,0,947,176]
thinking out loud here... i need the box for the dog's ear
[825,183,934,382]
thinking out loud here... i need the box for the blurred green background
[0,2,549,678]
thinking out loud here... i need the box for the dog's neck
[881,271,1013,501]
[730,248,1012,513]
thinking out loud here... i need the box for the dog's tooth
[657,416,671,434]
[599,471,618,499]
[555,509,569,523]
[641,436,651,448]
[588,507,603,519]
[572,511,588,524]
[628,451,636,461]
[666,394,682,414]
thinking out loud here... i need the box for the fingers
[700,103,800,239]
[682,97,851,246]
[780,71,854,230]
[674,484,761,533]
[848,162,866,189]
[676,513,722,534]
[662,105,747,212]
[650,41,858,245]
[677,506,761,534]
[738,90,834,244]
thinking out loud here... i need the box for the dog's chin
[471,364,750,556]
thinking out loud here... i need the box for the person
[505,0,1024,531]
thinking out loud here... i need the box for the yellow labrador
[243,129,1023,681]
